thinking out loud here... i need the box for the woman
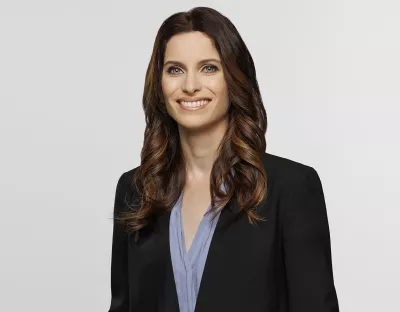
[108,6,339,312]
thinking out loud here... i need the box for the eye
[166,64,218,75]
[203,65,218,73]
[167,66,183,75]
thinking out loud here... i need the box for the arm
[282,167,339,312]
[108,173,129,312]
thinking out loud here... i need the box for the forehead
[164,31,220,63]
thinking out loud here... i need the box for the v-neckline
[178,191,213,259]
[165,193,241,312]
[167,179,242,312]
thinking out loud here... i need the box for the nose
[181,71,201,93]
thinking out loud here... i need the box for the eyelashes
[166,64,219,75]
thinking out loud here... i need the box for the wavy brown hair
[116,6,268,242]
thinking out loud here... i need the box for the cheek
[204,77,228,97]
[162,77,181,97]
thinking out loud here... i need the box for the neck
[178,117,228,181]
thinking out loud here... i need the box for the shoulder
[262,152,321,189]
[262,152,327,223]
[116,166,140,193]
[118,166,140,185]
[114,166,141,214]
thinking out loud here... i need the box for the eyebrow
[163,58,221,68]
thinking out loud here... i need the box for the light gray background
[1,1,399,311]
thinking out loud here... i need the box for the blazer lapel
[194,195,241,312]
[156,210,180,312]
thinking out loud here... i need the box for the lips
[177,98,211,111]
[177,97,211,103]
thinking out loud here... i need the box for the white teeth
[180,100,210,108]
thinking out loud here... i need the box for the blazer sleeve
[282,166,339,312]
[108,172,130,312]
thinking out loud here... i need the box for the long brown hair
[117,6,268,242]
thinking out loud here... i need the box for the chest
[127,192,284,312]
[180,182,211,253]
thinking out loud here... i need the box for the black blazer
[108,152,340,312]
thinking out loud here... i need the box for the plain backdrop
[0,0,399,311]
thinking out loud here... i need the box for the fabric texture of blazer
[108,152,340,312]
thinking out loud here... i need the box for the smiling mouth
[177,99,211,109]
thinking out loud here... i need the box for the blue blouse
[169,181,226,312]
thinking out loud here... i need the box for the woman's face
[161,31,230,133]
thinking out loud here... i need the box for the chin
[176,121,211,132]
